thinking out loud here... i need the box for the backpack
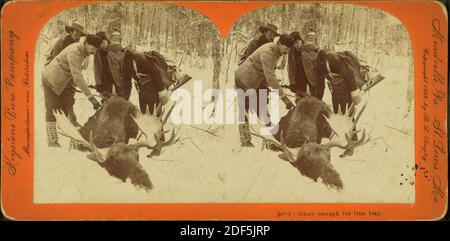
[336,51,367,88]
[142,51,171,88]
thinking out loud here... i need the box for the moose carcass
[273,96,334,147]
[54,96,178,190]
[279,99,367,190]
[253,95,368,190]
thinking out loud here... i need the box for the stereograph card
[1,0,448,221]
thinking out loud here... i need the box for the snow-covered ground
[34,48,415,203]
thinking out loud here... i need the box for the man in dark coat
[122,51,172,156]
[45,23,87,130]
[288,32,325,101]
[94,31,133,101]
[238,23,280,65]
[93,31,115,102]
[316,50,362,114]
[287,32,307,100]
[124,51,170,115]
[316,49,363,156]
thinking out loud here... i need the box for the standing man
[43,34,102,147]
[287,31,325,100]
[235,34,295,147]
[94,31,133,101]
[109,32,132,100]
[316,49,363,156]
[238,23,280,65]
[126,51,170,115]
[123,51,172,156]
[45,23,86,128]
[93,31,115,102]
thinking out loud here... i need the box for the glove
[88,96,102,110]
[95,84,103,93]
[281,96,294,110]
[288,84,297,93]
[351,90,362,105]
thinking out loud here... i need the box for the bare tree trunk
[211,34,222,102]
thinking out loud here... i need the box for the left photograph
[34,2,225,203]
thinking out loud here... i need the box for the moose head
[53,99,179,191]
[279,101,368,190]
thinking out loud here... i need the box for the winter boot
[46,122,61,147]
[239,123,254,147]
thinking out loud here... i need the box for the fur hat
[85,34,102,48]
[96,31,109,42]
[278,33,295,48]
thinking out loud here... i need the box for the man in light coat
[42,34,102,147]
[45,23,86,129]
[235,33,295,147]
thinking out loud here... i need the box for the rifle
[361,74,385,93]
[87,85,117,98]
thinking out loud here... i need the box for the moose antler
[53,110,91,149]
[54,110,108,162]
[131,102,179,151]
[322,130,366,150]
[322,100,368,150]
[280,130,297,163]
[89,131,106,163]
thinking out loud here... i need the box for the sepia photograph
[33,2,415,204]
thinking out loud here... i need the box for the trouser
[97,81,114,104]
[43,80,69,122]
[117,83,132,101]
[44,81,78,124]
[295,79,325,101]
[63,84,79,127]
[235,80,270,144]
[43,81,85,148]
[43,80,69,146]
[138,83,160,115]
[330,79,358,145]
[330,80,352,115]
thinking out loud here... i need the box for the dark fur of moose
[79,97,139,148]
[252,95,367,190]
[54,97,177,191]
[88,133,153,190]
[273,96,334,148]
[281,131,343,190]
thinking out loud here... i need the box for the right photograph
[222,3,415,203]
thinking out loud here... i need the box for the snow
[34,44,415,203]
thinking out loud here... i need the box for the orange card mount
[1,0,448,220]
